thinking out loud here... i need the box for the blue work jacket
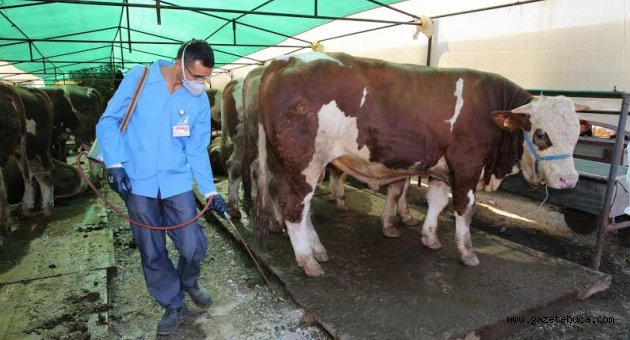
[95,59,217,199]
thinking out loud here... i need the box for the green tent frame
[0,0,419,83]
[0,0,546,84]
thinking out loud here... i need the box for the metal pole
[432,0,547,19]
[366,0,422,20]
[426,36,432,66]
[156,0,161,25]
[232,20,237,45]
[118,27,125,68]
[320,23,400,42]
[27,0,419,26]
[593,92,630,270]
[128,28,180,42]
[0,37,305,48]
[9,45,111,66]
[125,0,132,52]
[28,40,33,61]
[0,26,119,48]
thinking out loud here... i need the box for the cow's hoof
[335,204,350,212]
[401,216,418,226]
[313,249,329,262]
[461,253,480,266]
[269,220,284,233]
[301,258,325,277]
[228,206,241,219]
[422,236,442,250]
[382,227,401,238]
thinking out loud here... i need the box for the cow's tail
[255,122,270,248]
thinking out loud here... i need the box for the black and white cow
[43,85,103,158]
[11,86,56,218]
[0,83,30,243]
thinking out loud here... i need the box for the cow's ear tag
[491,111,529,132]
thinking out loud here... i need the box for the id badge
[173,124,190,137]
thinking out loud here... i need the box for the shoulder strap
[119,65,149,133]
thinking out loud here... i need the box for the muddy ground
[105,176,630,339]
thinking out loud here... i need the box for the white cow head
[491,96,584,189]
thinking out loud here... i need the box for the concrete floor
[0,194,112,339]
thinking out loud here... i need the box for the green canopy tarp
[0,0,408,83]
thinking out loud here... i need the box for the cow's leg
[328,167,349,211]
[15,138,34,217]
[225,150,243,219]
[0,168,9,237]
[381,179,406,238]
[284,190,325,277]
[451,187,479,266]
[241,149,253,206]
[306,211,328,262]
[283,168,327,276]
[397,178,418,226]
[30,160,54,216]
[421,178,449,250]
[88,160,103,189]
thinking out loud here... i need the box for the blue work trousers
[125,190,208,309]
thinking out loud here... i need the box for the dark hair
[176,39,215,68]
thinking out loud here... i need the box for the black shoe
[186,284,213,308]
[156,304,189,335]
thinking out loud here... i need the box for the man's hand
[207,194,228,220]
[107,167,132,200]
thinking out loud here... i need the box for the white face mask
[181,43,206,97]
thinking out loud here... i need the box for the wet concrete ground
[0,194,111,339]
[1,175,629,339]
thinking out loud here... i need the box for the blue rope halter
[522,129,572,173]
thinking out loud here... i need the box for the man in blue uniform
[96,39,228,335]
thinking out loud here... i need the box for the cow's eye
[532,128,552,150]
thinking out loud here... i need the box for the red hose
[76,151,213,230]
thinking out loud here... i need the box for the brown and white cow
[225,66,416,235]
[256,52,581,276]
[206,88,223,131]
[221,66,286,232]
[221,78,245,217]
